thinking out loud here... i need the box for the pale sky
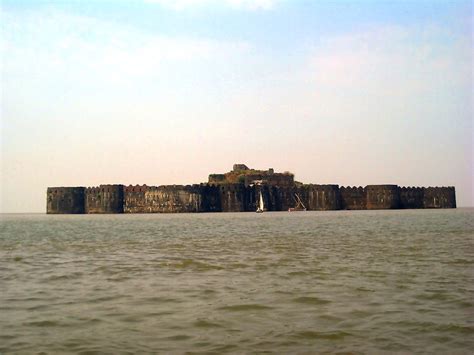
[1,0,473,212]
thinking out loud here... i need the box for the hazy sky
[1,0,473,212]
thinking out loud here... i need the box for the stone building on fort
[47,164,456,214]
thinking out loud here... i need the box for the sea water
[1,209,473,354]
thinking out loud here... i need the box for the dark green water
[1,209,473,354]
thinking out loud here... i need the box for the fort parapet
[47,164,456,213]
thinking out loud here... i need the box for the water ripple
[0,209,473,354]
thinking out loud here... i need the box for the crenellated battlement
[46,164,456,213]
[366,185,400,209]
[340,186,367,210]
[85,184,124,213]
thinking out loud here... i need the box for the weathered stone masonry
[47,165,456,213]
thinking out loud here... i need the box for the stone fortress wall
[85,185,124,213]
[47,164,456,213]
[47,187,85,214]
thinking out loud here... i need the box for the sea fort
[47,164,456,214]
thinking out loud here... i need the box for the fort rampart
[47,187,85,214]
[47,165,456,213]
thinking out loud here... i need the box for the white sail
[256,191,264,213]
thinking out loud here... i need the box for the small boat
[288,193,306,212]
[256,191,264,213]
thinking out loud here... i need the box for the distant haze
[1,0,473,212]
